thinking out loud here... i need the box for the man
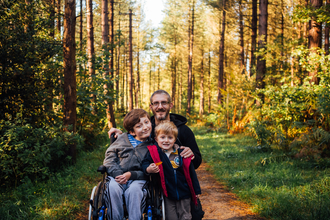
[109,90,202,169]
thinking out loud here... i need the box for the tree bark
[250,0,257,77]
[57,0,61,35]
[256,0,268,105]
[308,0,323,85]
[326,0,330,55]
[199,48,204,117]
[135,51,140,108]
[208,51,211,113]
[239,0,245,73]
[187,0,195,114]
[63,0,77,162]
[87,0,96,113]
[102,0,116,128]
[80,0,83,51]
[128,9,133,111]
[218,0,226,105]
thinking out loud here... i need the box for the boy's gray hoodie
[103,133,153,180]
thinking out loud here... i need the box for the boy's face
[155,132,176,151]
[129,116,152,141]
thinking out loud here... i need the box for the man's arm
[178,125,202,169]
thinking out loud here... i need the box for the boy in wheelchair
[103,109,153,220]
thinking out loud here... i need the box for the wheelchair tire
[88,186,97,220]
[93,181,105,220]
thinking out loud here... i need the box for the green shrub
[0,119,84,188]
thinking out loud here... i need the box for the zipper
[174,169,179,200]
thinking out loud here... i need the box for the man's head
[154,121,178,151]
[123,109,152,141]
[149,90,173,122]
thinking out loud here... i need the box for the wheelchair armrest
[97,165,107,174]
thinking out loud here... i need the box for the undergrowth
[193,126,330,220]
[0,132,108,220]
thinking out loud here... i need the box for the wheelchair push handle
[110,133,117,144]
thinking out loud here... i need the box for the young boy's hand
[146,163,160,174]
[115,172,131,184]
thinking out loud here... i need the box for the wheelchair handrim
[88,186,97,220]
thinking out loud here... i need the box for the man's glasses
[151,101,170,107]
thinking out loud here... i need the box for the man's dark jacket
[150,113,202,169]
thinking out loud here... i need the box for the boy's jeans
[104,176,147,220]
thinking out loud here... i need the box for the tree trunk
[218,0,226,105]
[308,0,322,85]
[250,0,257,77]
[80,0,83,51]
[87,0,96,113]
[239,0,245,73]
[128,9,133,111]
[256,0,268,105]
[116,6,121,110]
[187,0,195,115]
[199,48,204,117]
[63,0,77,162]
[102,0,116,128]
[326,0,330,55]
[57,0,61,35]
[135,51,140,108]
[208,51,211,113]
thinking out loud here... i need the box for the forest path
[76,163,265,220]
[197,163,264,220]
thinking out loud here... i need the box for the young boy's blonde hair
[154,121,178,139]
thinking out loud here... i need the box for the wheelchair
[88,135,165,220]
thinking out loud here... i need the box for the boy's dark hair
[155,121,178,140]
[123,109,150,132]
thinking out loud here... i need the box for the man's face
[150,94,173,121]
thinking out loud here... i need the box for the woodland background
[1,0,330,218]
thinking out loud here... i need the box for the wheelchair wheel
[88,186,97,220]
[89,181,105,220]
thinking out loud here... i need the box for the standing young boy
[103,109,152,220]
[142,121,201,220]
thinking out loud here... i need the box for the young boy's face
[155,132,176,151]
[129,116,152,141]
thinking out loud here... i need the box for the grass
[193,126,330,220]
[2,125,330,219]
[0,133,109,220]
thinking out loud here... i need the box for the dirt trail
[77,163,265,220]
[197,163,264,220]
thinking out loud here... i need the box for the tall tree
[308,0,322,85]
[218,0,226,105]
[79,0,83,51]
[128,9,133,111]
[326,0,330,55]
[63,0,77,161]
[199,48,204,116]
[250,0,257,76]
[187,0,195,114]
[256,0,268,104]
[57,0,61,35]
[87,0,96,113]
[102,0,116,128]
[239,0,245,73]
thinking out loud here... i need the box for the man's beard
[154,109,170,121]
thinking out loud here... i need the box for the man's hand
[180,146,195,160]
[108,128,123,139]
[146,163,160,174]
[115,172,131,184]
